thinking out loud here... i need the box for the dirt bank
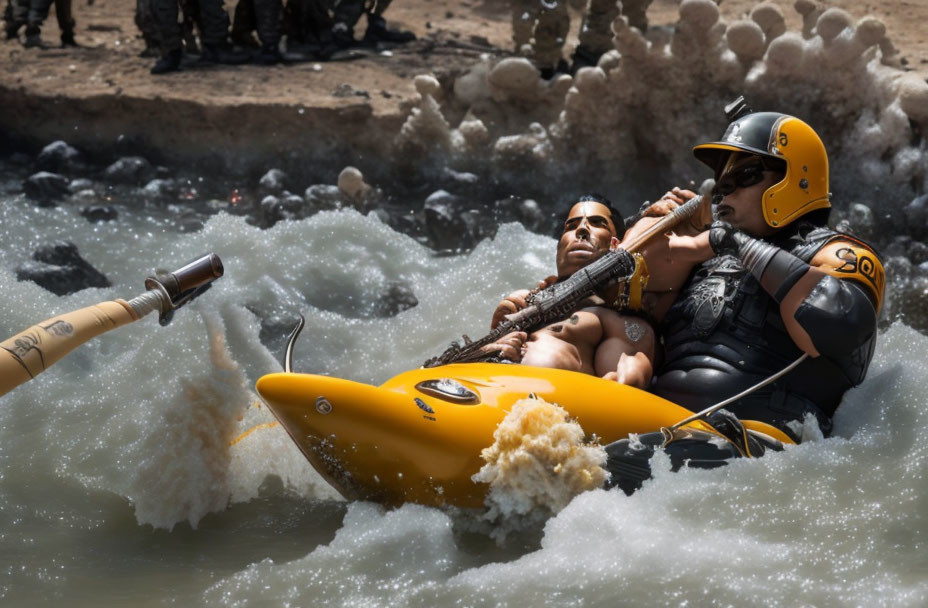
[2,0,927,184]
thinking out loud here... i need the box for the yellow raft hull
[256,363,793,508]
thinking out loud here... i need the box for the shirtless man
[486,193,715,388]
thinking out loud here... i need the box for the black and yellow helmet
[693,111,830,228]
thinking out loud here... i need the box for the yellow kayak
[255,362,794,508]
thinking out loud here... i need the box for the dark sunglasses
[714,162,767,196]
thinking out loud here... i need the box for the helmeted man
[605,99,885,493]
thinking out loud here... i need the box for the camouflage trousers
[149,0,229,53]
[5,0,72,33]
[511,0,652,69]
[231,0,281,48]
[512,0,619,69]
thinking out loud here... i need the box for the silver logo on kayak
[315,396,333,415]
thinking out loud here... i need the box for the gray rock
[304,184,342,210]
[441,167,480,185]
[68,178,94,193]
[37,140,82,173]
[884,236,911,258]
[259,169,288,194]
[846,203,875,239]
[259,195,281,226]
[141,178,177,198]
[493,196,546,232]
[904,194,928,237]
[517,199,545,232]
[104,156,152,186]
[72,189,99,202]
[260,194,308,227]
[80,205,119,223]
[423,190,479,251]
[16,241,111,295]
[424,189,460,207]
[372,281,419,317]
[282,193,305,209]
[23,171,70,204]
[908,241,928,265]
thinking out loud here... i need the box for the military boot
[200,43,251,64]
[330,21,354,50]
[61,29,77,47]
[151,49,183,74]
[24,24,45,48]
[256,43,283,65]
[362,15,414,45]
[5,21,21,40]
[231,30,260,48]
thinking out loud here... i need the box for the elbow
[794,276,877,360]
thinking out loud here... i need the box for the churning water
[1,177,927,607]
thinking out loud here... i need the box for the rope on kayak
[664,352,810,435]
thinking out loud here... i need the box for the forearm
[716,229,878,362]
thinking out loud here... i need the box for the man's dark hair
[569,193,623,231]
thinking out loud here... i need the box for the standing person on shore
[330,0,415,50]
[137,0,202,57]
[280,0,333,58]
[511,0,655,78]
[4,0,75,47]
[230,0,283,64]
[149,0,249,74]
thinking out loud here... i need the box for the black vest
[654,224,850,439]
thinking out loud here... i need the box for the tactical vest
[654,224,853,440]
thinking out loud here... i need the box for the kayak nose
[256,372,333,416]
[255,372,364,440]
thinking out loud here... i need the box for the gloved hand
[709,221,747,257]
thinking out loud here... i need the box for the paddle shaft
[0,253,223,398]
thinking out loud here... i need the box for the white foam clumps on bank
[395,0,928,206]
[204,323,928,607]
[472,397,607,536]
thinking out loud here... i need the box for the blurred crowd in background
[3,0,656,76]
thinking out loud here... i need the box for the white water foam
[203,324,928,608]
[1,191,927,606]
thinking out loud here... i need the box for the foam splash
[473,397,607,534]
[394,0,927,211]
[127,312,251,529]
